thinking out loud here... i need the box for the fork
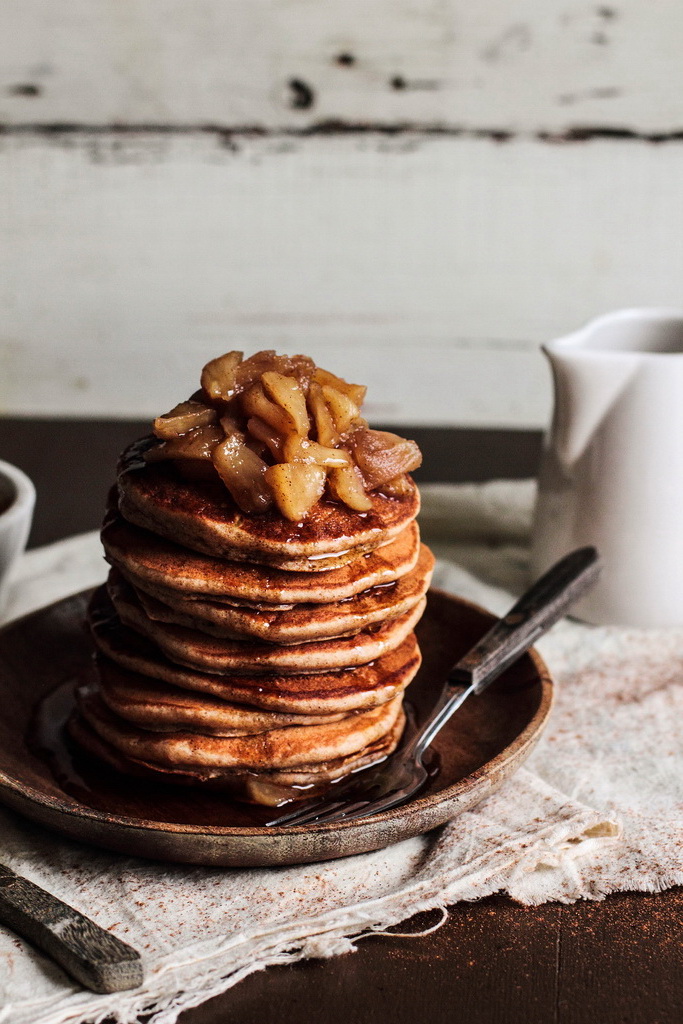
[267,546,601,828]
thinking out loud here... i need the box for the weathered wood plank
[2,131,683,425]
[176,892,683,1024]
[1,1,682,133]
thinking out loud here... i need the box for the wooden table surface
[1,418,680,1024]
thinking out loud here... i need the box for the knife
[0,862,143,993]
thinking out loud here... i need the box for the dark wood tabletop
[0,418,680,1024]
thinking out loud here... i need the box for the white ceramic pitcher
[531,308,683,627]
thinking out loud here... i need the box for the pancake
[76,686,404,771]
[89,590,421,713]
[71,354,429,805]
[120,545,434,644]
[95,658,348,735]
[105,578,427,675]
[67,710,405,803]
[117,438,420,570]
[103,506,421,605]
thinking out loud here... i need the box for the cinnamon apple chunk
[241,382,293,436]
[212,435,273,513]
[380,474,413,497]
[153,400,217,439]
[349,429,422,490]
[283,436,350,467]
[145,423,224,461]
[235,351,315,398]
[247,415,284,460]
[264,463,327,521]
[200,351,244,403]
[307,381,340,447]
[313,368,367,408]
[327,465,373,511]
[261,371,310,435]
[321,385,363,436]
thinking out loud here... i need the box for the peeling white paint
[0,1,682,133]
[1,3,682,425]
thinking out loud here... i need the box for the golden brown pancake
[119,545,434,645]
[95,659,348,734]
[117,438,420,570]
[76,686,404,771]
[103,506,421,605]
[71,356,431,805]
[68,709,405,803]
[106,577,426,675]
[89,589,422,713]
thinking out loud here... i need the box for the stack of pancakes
[70,438,433,805]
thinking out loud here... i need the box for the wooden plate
[0,588,553,867]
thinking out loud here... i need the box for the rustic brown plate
[0,588,553,867]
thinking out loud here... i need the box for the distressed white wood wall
[1,1,683,426]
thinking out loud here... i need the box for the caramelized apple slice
[283,436,350,467]
[284,353,317,391]
[247,415,284,460]
[232,351,278,396]
[321,385,362,435]
[380,473,413,496]
[145,423,224,462]
[242,382,292,435]
[314,368,367,407]
[261,371,310,435]
[212,436,273,513]
[264,463,326,521]
[153,400,217,440]
[307,381,339,447]
[219,410,244,437]
[327,465,373,511]
[202,350,315,405]
[232,351,316,397]
[200,351,244,403]
[349,429,422,489]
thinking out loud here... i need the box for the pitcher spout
[543,333,640,468]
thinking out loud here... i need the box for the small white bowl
[0,460,36,615]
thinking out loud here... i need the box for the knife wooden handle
[450,546,602,693]
[0,863,143,993]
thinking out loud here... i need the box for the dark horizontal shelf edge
[0,418,542,548]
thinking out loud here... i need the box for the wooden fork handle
[450,546,601,694]
[0,863,143,993]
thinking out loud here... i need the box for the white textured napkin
[0,481,681,1024]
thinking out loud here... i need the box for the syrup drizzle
[30,682,438,829]
[30,680,279,827]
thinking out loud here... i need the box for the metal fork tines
[267,547,602,830]
[266,686,470,828]
[268,799,359,828]
[267,782,418,829]
[267,760,405,827]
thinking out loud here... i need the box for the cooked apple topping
[327,465,373,512]
[152,400,217,439]
[147,422,224,461]
[212,435,273,514]
[147,351,421,519]
[264,463,327,521]
[348,429,422,491]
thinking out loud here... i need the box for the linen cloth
[1,481,681,1024]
